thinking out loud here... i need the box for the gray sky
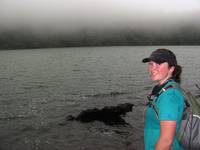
[0,0,200,32]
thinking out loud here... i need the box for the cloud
[0,0,200,31]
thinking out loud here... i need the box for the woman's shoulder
[163,81,182,94]
[159,87,184,108]
[163,88,184,100]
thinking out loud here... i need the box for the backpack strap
[147,84,174,118]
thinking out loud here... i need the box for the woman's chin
[150,76,159,81]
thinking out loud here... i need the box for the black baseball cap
[142,49,177,66]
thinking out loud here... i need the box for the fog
[1,0,200,32]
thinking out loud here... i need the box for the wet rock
[65,103,134,125]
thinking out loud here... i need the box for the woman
[142,49,185,150]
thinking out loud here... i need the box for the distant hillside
[0,26,200,50]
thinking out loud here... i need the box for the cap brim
[142,58,150,63]
[142,57,166,64]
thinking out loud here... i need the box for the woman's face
[147,61,174,85]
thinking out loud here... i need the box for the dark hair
[170,65,182,84]
[165,49,182,83]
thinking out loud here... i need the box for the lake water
[0,46,200,150]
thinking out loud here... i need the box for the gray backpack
[176,88,200,150]
[148,85,200,149]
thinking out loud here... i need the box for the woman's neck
[158,77,172,85]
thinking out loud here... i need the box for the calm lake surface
[0,46,200,150]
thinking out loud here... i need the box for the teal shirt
[144,81,185,150]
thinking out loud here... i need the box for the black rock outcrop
[65,103,134,125]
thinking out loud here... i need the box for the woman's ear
[169,66,175,74]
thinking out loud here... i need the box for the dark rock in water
[66,115,75,121]
[65,103,134,126]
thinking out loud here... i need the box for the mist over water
[1,0,200,50]
[1,0,200,32]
